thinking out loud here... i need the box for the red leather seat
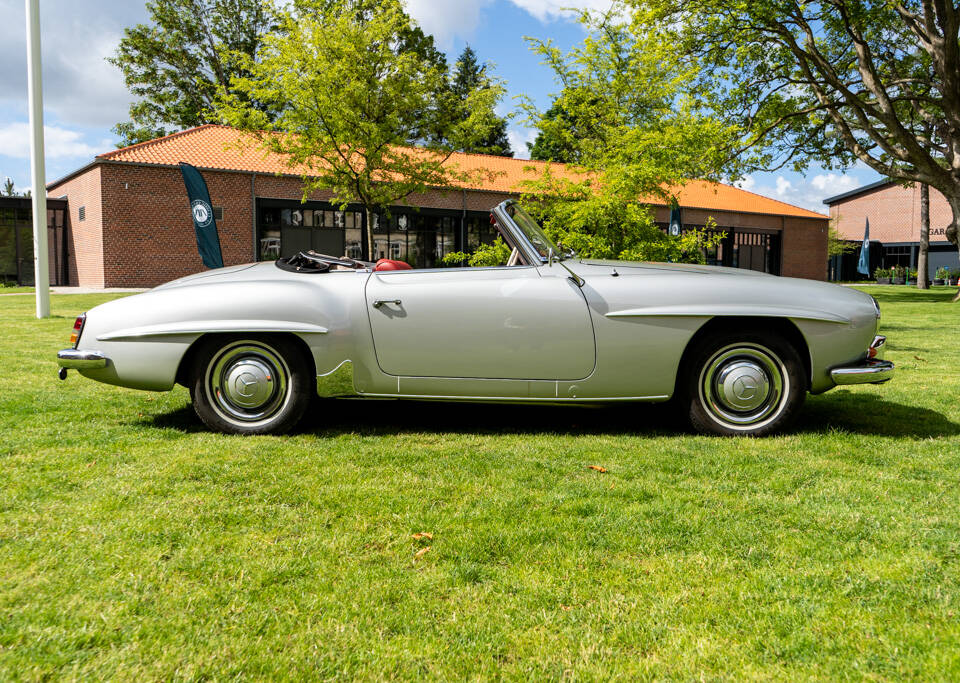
[375,259,412,271]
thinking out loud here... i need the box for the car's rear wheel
[683,331,806,436]
[189,335,313,435]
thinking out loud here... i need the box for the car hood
[563,258,878,325]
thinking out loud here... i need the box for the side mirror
[547,247,555,266]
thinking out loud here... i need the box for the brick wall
[48,166,104,287]
[782,217,828,280]
[99,165,256,287]
[830,182,955,244]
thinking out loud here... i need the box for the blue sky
[0,0,879,213]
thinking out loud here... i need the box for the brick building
[46,125,829,288]
[825,180,960,280]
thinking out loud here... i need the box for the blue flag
[857,217,871,276]
[179,162,223,269]
[669,203,682,237]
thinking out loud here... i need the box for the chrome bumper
[830,336,894,385]
[57,348,108,370]
[831,359,895,385]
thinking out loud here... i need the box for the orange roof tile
[97,124,825,219]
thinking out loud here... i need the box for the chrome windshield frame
[491,200,557,265]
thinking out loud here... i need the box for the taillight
[70,313,86,347]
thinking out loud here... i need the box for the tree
[919,183,930,289]
[216,0,503,260]
[445,46,513,157]
[2,178,15,197]
[632,0,960,299]
[526,103,582,163]
[518,5,732,262]
[109,0,278,146]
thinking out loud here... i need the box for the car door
[364,265,596,380]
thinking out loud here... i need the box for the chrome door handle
[373,299,402,308]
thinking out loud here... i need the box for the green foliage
[444,46,512,157]
[935,266,950,280]
[526,103,581,163]
[441,237,513,267]
[629,0,960,253]
[521,179,723,264]
[518,5,733,264]
[828,223,857,257]
[109,0,278,146]
[216,0,504,259]
[2,177,16,197]
[874,267,890,279]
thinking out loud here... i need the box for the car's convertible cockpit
[274,201,558,275]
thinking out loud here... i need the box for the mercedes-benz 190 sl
[57,200,893,436]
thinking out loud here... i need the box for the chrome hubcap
[206,342,289,424]
[715,361,770,412]
[699,344,787,428]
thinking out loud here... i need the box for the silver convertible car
[57,200,893,436]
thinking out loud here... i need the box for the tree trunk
[365,207,375,262]
[948,194,960,302]
[918,183,929,289]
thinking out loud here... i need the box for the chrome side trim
[355,393,670,402]
[97,320,329,341]
[606,304,850,324]
[57,348,108,369]
[830,359,894,385]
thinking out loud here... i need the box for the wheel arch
[675,316,812,396]
[175,332,317,387]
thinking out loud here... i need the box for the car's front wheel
[189,335,313,435]
[682,331,806,436]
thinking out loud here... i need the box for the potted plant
[891,264,907,285]
[934,266,949,286]
[874,267,891,285]
[907,268,918,285]
[950,269,960,287]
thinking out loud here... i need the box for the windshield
[505,203,562,261]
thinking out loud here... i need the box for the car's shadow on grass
[797,391,960,437]
[149,392,959,439]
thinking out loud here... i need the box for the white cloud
[406,0,488,48]
[734,175,756,191]
[404,0,614,47]
[0,0,147,128]
[508,0,614,22]
[0,123,100,160]
[775,176,792,197]
[810,172,859,194]
[507,126,538,159]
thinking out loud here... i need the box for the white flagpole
[25,0,49,318]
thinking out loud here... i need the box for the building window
[882,245,912,268]
[78,206,85,221]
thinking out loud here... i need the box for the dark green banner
[179,162,223,269]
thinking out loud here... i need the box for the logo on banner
[192,199,213,228]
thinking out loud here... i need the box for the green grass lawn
[2,287,959,680]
